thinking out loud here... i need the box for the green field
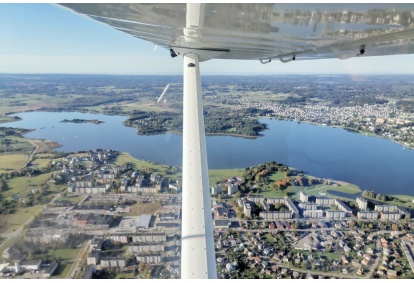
[56,195,85,203]
[0,154,28,173]
[49,248,81,279]
[116,271,136,279]
[115,152,181,180]
[6,171,59,197]
[254,181,360,201]
[0,205,43,234]
[31,158,53,169]
[209,168,245,187]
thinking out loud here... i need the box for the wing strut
[181,52,217,279]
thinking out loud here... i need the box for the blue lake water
[3,111,414,196]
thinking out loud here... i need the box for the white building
[357,211,379,219]
[227,183,238,196]
[356,197,368,210]
[299,191,308,203]
[211,184,222,195]
[316,197,335,206]
[303,210,324,218]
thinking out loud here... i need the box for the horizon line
[1,73,414,76]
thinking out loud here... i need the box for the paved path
[67,240,91,278]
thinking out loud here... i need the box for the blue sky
[1,3,414,75]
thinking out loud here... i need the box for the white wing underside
[60,3,414,62]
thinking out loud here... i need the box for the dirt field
[127,202,162,216]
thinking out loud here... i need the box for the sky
[1,3,414,75]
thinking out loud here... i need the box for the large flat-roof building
[356,197,368,211]
[131,232,166,243]
[316,197,335,206]
[325,211,346,219]
[357,211,379,219]
[380,212,401,221]
[260,211,292,220]
[375,205,398,213]
[298,203,317,211]
[303,210,324,218]
[335,199,353,217]
[136,215,152,229]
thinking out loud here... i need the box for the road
[9,139,40,174]
[67,240,91,279]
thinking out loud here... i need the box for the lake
[3,111,414,196]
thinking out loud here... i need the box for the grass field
[56,195,85,203]
[115,152,182,180]
[0,154,28,173]
[0,205,43,234]
[49,248,81,279]
[254,180,360,201]
[209,168,245,187]
[0,93,65,115]
[6,171,58,197]
[116,271,136,279]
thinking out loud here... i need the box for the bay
[3,111,414,196]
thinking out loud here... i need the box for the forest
[123,106,268,137]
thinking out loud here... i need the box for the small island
[60,118,104,124]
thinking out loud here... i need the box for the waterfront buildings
[356,197,368,211]
[357,211,379,219]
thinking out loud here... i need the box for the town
[239,97,414,149]
[0,149,414,279]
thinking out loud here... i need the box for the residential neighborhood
[1,150,414,279]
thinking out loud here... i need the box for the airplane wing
[60,3,414,62]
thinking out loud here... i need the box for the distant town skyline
[1,3,414,75]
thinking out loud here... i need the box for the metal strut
[181,52,217,279]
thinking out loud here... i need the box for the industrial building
[136,215,152,229]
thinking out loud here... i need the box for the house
[363,254,372,261]
[344,246,351,253]
[271,265,278,273]
[255,257,261,264]
[361,258,369,266]
[292,271,300,279]
[306,273,314,279]
[356,268,364,276]
[295,258,301,265]
[377,270,385,276]
[226,263,235,272]
[342,268,348,274]
[387,269,397,278]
